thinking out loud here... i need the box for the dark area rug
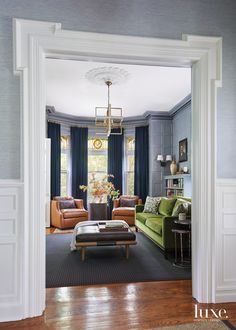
[46,232,191,288]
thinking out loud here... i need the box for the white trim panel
[215,179,236,302]
[0,182,24,322]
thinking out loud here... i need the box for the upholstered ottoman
[73,220,136,261]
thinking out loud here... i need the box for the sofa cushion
[112,207,135,216]
[136,212,157,224]
[59,200,76,209]
[159,198,177,216]
[120,198,136,207]
[61,209,87,219]
[143,196,161,214]
[145,217,163,235]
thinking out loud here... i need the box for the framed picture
[179,138,188,162]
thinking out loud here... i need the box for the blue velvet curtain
[108,129,124,219]
[71,127,88,207]
[134,126,149,203]
[48,122,61,198]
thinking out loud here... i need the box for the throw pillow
[120,198,136,207]
[172,200,188,216]
[143,196,161,214]
[59,200,76,209]
[158,197,177,216]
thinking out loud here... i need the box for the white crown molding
[7,18,223,321]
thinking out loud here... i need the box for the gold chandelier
[86,67,128,137]
[95,80,123,137]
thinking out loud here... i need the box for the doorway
[13,19,222,318]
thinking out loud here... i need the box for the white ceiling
[46,59,191,117]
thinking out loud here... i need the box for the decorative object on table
[170,160,178,175]
[80,173,119,220]
[86,67,129,137]
[80,173,119,203]
[179,138,188,162]
[178,212,187,221]
[99,222,129,232]
[183,166,188,173]
[157,154,172,167]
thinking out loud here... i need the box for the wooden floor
[2,229,235,329]
[1,280,236,329]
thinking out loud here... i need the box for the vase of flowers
[80,173,119,220]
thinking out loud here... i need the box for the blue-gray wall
[172,101,191,172]
[1,0,236,179]
[149,117,172,197]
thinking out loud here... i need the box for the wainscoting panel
[216,179,236,302]
[0,181,24,321]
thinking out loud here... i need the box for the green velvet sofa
[135,196,191,257]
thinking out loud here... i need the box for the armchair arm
[51,200,63,228]
[113,198,120,209]
[162,216,178,250]
[135,204,144,213]
[74,199,84,209]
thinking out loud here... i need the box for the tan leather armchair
[51,197,88,229]
[112,195,142,225]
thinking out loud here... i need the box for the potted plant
[80,173,119,220]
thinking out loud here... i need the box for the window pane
[61,172,67,196]
[127,172,134,195]
[88,155,107,173]
[126,137,135,151]
[61,135,70,150]
[127,155,135,172]
[61,153,68,171]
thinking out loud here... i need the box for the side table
[172,219,191,268]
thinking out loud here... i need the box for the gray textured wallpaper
[0,0,236,178]
[172,102,191,172]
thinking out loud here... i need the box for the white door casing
[0,18,225,321]
[45,138,51,228]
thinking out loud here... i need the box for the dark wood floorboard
[0,280,236,329]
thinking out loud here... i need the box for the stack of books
[99,222,128,232]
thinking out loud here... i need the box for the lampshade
[166,155,172,161]
[157,155,164,161]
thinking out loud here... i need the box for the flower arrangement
[80,173,120,203]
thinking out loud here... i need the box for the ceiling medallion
[86,67,129,137]
[85,67,129,85]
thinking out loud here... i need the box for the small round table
[172,219,191,268]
